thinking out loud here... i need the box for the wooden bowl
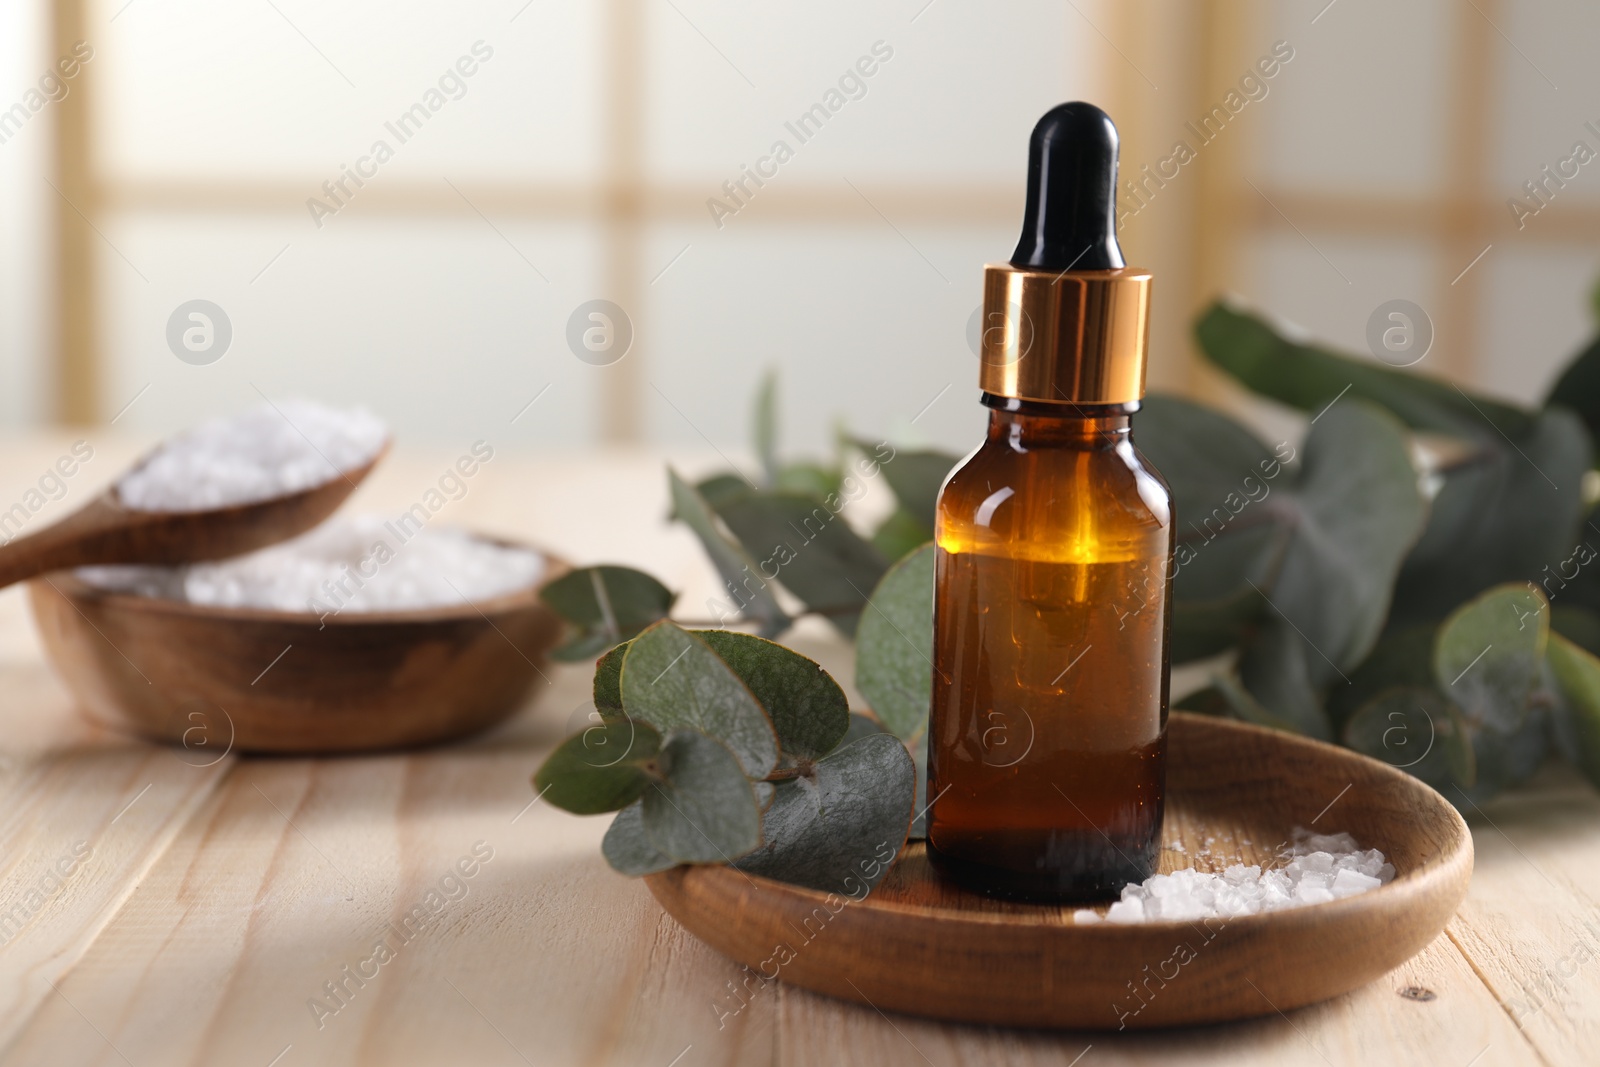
[646,711,1473,1030]
[26,546,568,754]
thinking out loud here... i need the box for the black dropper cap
[1009,102,1125,272]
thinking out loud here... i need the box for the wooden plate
[646,711,1473,1030]
[26,542,566,754]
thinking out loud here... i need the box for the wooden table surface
[0,435,1596,1067]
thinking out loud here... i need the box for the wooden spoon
[0,444,388,589]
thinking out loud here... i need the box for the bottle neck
[981,393,1136,450]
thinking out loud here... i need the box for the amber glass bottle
[927,397,1172,899]
[925,102,1173,901]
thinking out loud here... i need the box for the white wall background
[1241,0,1600,408]
[0,0,1108,460]
[3,0,1598,455]
[0,0,52,429]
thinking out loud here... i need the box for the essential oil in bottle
[925,102,1173,902]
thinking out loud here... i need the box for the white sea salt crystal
[1223,864,1259,885]
[1260,878,1294,908]
[1300,831,1357,853]
[1106,898,1145,924]
[116,400,388,511]
[1330,868,1382,897]
[1097,827,1393,925]
[1156,893,1209,922]
[1072,909,1101,924]
[1298,871,1334,892]
[78,515,544,613]
[1299,851,1335,874]
[1147,874,1181,898]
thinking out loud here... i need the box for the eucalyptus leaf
[839,712,888,747]
[1546,331,1600,450]
[602,802,676,876]
[1195,301,1531,438]
[855,543,936,739]
[1234,618,1333,740]
[1174,685,1231,716]
[1542,657,1582,766]
[1541,633,1600,790]
[1342,687,1473,792]
[1173,520,1281,602]
[557,632,615,663]
[856,441,958,531]
[1551,528,1600,618]
[1325,624,1436,732]
[534,717,663,814]
[668,468,791,638]
[594,641,627,712]
[1460,707,1549,803]
[871,506,934,565]
[733,733,913,894]
[1551,605,1600,656]
[549,631,620,663]
[775,462,843,500]
[755,369,780,488]
[695,630,850,761]
[641,732,762,864]
[1136,393,1281,529]
[1137,394,1285,664]
[1169,523,1278,662]
[540,565,676,662]
[1212,669,1313,736]
[620,621,779,779]
[713,491,888,636]
[1194,302,1590,633]
[691,473,751,514]
[1265,398,1425,682]
[1393,408,1591,624]
[1142,392,1424,680]
[1433,584,1548,733]
[1171,588,1266,664]
[599,630,849,762]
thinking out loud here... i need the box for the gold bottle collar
[977,265,1152,405]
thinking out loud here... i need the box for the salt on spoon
[115,400,387,512]
[0,400,388,590]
